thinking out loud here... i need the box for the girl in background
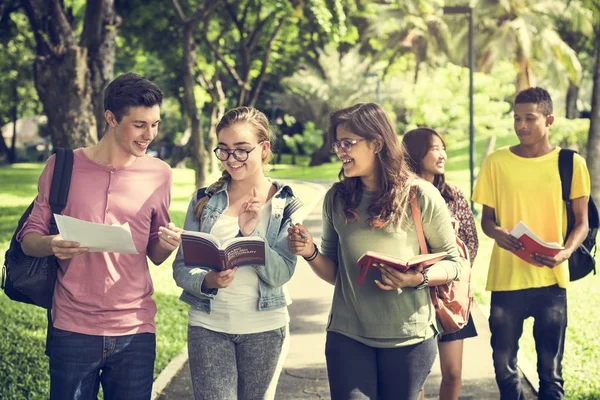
[173,107,299,400]
[288,103,464,400]
[403,127,479,400]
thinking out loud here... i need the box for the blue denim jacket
[172,179,298,313]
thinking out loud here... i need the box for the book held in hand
[181,231,266,271]
[356,251,448,286]
[509,221,564,265]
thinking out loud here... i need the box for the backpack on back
[410,186,473,335]
[1,148,74,308]
[558,149,599,281]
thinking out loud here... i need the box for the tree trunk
[206,77,226,174]
[586,41,600,200]
[566,80,579,119]
[182,23,208,188]
[21,0,97,149]
[82,0,120,139]
[9,84,18,164]
[309,139,332,166]
[0,122,9,164]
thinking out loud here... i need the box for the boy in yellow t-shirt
[473,87,590,400]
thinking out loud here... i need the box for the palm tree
[473,0,591,94]
[362,0,453,82]
[274,45,380,165]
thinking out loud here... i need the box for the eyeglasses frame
[213,140,266,162]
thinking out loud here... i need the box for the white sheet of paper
[53,214,139,254]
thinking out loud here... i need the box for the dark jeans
[489,285,567,400]
[325,331,437,400]
[48,328,156,400]
[187,325,286,400]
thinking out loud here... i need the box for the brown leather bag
[409,186,473,335]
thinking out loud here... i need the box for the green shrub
[551,117,590,155]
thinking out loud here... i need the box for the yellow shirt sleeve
[571,154,591,199]
[472,154,496,208]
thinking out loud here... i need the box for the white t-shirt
[188,200,289,334]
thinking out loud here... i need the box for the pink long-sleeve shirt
[18,149,172,336]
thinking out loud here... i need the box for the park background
[1,0,600,399]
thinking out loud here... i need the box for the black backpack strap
[558,149,575,202]
[45,147,74,357]
[197,187,208,201]
[49,148,74,215]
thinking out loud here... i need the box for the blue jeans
[489,285,567,400]
[187,325,286,400]
[48,328,156,400]
[325,331,438,400]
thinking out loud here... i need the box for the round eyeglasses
[213,141,264,162]
[331,138,367,154]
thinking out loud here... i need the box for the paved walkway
[156,182,536,400]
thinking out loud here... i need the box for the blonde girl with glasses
[288,103,464,400]
[173,107,301,400]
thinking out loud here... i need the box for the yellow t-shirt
[473,146,590,291]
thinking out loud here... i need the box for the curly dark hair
[329,103,415,229]
[515,87,553,116]
[402,127,457,202]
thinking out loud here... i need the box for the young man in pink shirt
[18,73,183,400]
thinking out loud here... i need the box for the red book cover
[510,221,563,265]
[356,251,447,285]
[181,231,266,271]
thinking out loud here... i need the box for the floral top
[446,183,479,262]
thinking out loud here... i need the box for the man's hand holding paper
[51,235,89,260]
[53,214,139,254]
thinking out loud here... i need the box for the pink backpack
[410,186,473,335]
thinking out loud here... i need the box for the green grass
[275,133,600,399]
[2,135,599,398]
[0,162,325,399]
[0,166,198,399]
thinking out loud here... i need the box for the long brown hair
[194,107,272,221]
[402,127,456,201]
[330,103,414,229]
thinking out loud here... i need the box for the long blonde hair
[194,107,272,221]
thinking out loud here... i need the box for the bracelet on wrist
[303,243,319,262]
[414,270,429,290]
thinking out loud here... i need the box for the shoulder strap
[409,185,428,255]
[559,149,575,202]
[196,187,208,201]
[48,148,74,215]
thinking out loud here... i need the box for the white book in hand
[181,231,266,271]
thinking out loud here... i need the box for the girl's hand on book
[287,223,314,258]
[239,188,262,236]
[492,227,523,252]
[202,268,237,289]
[374,264,422,290]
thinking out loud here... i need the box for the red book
[356,251,447,285]
[509,221,564,265]
[181,231,266,271]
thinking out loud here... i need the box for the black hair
[515,87,553,116]
[104,73,163,122]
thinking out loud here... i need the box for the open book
[510,221,564,265]
[356,251,447,286]
[181,231,266,271]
